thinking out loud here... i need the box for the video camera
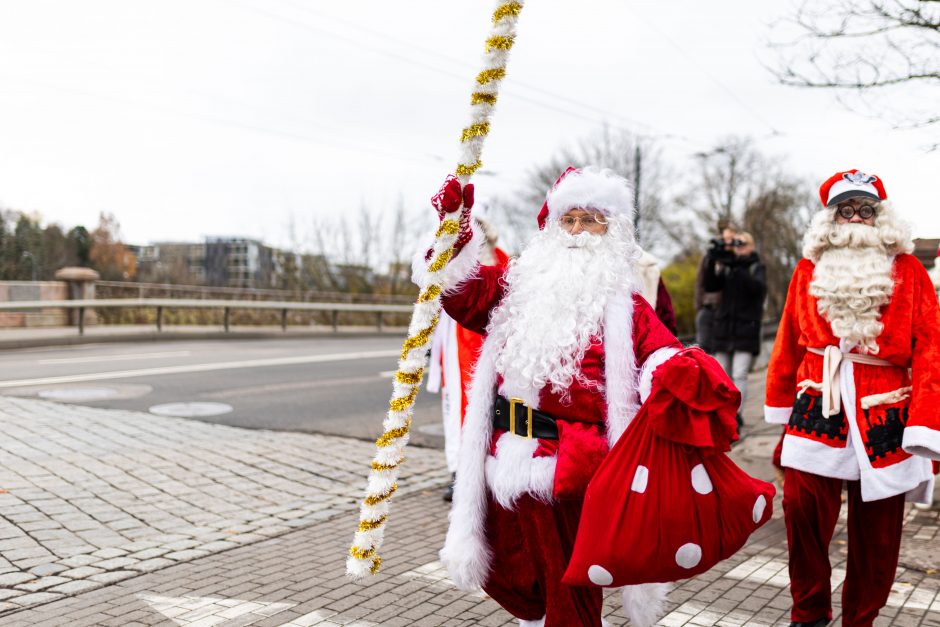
[708,237,744,254]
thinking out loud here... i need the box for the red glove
[430,175,475,252]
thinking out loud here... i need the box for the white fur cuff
[903,425,940,461]
[764,405,791,425]
[638,347,680,403]
[411,222,484,291]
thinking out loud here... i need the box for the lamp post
[20,251,37,281]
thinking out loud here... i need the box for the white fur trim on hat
[545,166,636,223]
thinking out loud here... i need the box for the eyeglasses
[559,214,608,231]
[836,204,877,220]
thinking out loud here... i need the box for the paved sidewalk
[2,375,940,625]
[0,396,447,617]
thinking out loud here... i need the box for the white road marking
[379,370,397,378]
[138,593,294,625]
[37,350,192,364]
[0,349,401,389]
[203,374,384,399]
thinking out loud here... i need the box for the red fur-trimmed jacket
[442,267,682,500]
[765,253,940,502]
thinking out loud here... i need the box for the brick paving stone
[2,380,940,625]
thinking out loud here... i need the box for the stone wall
[0,282,69,327]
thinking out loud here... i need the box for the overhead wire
[225,0,704,148]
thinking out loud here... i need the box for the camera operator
[695,224,738,353]
[703,231,766,433]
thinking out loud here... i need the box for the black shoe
[442,473,455,502]
[789,619,829,627]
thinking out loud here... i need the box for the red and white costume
[427,239,509,473]
[764,169,940,625]
[418,168,684,627]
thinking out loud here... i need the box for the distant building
[205,237,276,289]
[135,242,207,284]
[134,236,340,291]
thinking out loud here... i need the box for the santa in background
[427,210,509,501]
[764,169,940,627]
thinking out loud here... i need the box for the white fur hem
[638,347,679,403]
[903,425,940,461]
[603,293,639,447]
[621,583,669,627]
[764,405,791,425]
[440,329,499,591]
[484,432,556,509]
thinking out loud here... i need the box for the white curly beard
[808,222,896,354]
[485,218,639,406]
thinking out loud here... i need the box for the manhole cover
[39,387,120,401]
[149,402,233,418]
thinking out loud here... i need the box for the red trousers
[783,468,905,626]
[482,494,602,627]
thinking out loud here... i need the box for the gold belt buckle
[509,397,533,439]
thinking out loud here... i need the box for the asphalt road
[0,336,445,448]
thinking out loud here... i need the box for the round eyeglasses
[836,204,877,220]
[559,214,608,231]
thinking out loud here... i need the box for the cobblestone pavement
[0,396,447,617]
[2,384,940,625]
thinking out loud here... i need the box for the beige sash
[805,346,899,418]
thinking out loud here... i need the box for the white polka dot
[752,495,767,524]
[675,543,702,569]
[587,564,614,585]
[690,464,713,495]
[631,465,649,493]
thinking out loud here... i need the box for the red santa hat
[537,166,637,229]
[818,169,888,208]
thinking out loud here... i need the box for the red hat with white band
[818,169,888,208]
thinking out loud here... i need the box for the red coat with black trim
[764,253,940,502]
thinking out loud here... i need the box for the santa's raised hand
[431,174,474,252]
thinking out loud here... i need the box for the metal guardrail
[0,299,414,335]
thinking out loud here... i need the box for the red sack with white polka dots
[562,349,776,587]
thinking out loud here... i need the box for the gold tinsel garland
[346,0,525,580]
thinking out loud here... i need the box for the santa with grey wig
[414,166,735,627]
[765,169,940,627]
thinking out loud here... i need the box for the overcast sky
[1,0,938,251]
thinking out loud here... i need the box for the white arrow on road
[0,349,400,389]
[138,593,294,625]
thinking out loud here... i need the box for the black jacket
[702,251,766,354]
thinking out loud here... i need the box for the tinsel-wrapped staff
[347,0,525,579]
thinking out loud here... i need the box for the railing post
[156,306,163,332]
[376,311,383,332]
[224,307,230,332]
[331,310,338,332]
[77,307,85,336]
[281,308,288,332]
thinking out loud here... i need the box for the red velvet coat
[442,264,682,500]
[765,254,940,502]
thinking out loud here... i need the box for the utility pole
[633,143,642,245]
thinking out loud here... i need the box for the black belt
[493,396,559,440]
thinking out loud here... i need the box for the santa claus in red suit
[764,169,940,627]
[415,167,690,627]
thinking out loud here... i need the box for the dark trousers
[783,468,905,626]
[482,494,602,626]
